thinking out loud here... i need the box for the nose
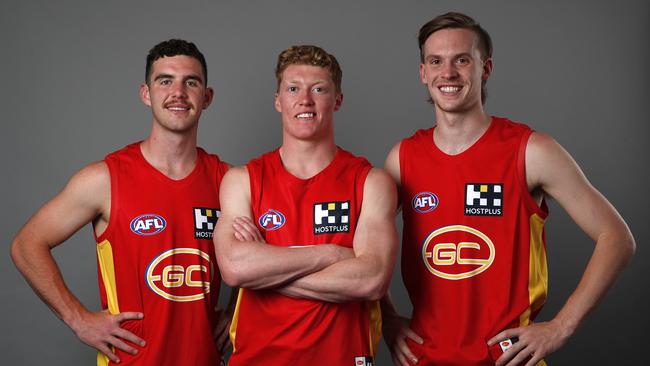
[298,89,314,106]
[441,61,458,80]
[171,81,188,98]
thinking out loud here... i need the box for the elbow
[10,236,26,269]
[623,231,636,263]
[355,275,390,301]
[219,262,247,288]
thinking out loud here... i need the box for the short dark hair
[418,12,493,104]
[275,45,343,93]
[145,39,208,84]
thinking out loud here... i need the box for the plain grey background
[1,0,648,364]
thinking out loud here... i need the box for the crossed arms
[213,166,398,303]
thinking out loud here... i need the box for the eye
[159,79,172,85]
[185,80,199,87]
[456,57,469,65]
[313,86,325,93]
[429,58,441,65]
[288,86,298,92]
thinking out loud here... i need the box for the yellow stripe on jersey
[96,240,120,366]
[368,300,382,357]
[518,214,548,366]
[229,288,245,353]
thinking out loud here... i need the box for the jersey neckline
[428,116,497,163]
[133,142,204,186]
[272,146,342,185]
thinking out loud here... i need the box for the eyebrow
[153,73,204,84]
[425,52,474,61]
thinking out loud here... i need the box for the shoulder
[525,131,579,190]
[364,168,397,199]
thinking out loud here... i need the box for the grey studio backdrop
[1,0,648,365]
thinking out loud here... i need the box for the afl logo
[258,209,286,231]
[421,225,495,280]
[130,214,166,236]
[145,248,212,302]
[412,192,439,213]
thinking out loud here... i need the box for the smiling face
[274,64,342,141]
[140,55,213,134]
[419,28,492,115]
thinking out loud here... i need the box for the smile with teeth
[296,112,315,119]
[438,86,462,93]
[166,105,190,111]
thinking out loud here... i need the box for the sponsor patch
[194,207,219,239]
[130,214,166,236]
[464,183,503,216]
[354,356,374,366]
[145,248,212,302]
[412,192,439,213]
[259,209,286,231]
[421,225,495,280]
[313,200,350,235]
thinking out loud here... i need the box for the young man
[214,45,398,365]
[381,12,635,366]
[11,39,231,365]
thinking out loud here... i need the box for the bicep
[354,169,398,258]
[215,167,253,241]
[527,133,628,241]
[15,162,109,249]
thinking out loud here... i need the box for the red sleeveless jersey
[229,147,380,366]
[94,142,229,366]
[399,117,549,365]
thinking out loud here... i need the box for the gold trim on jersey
[518,214,548,366]
[368,300,382,357]
[96,240,120,366]
[229,287,245,353]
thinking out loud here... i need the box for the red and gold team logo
[421,225,495,280]
[145,248,212,302]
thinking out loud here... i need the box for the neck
[433,106,491,155]
[140,123,199,180]
[279,135,337,179]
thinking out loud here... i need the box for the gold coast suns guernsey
[229,147,380,366]
[400,117,549,365]
[94,142,229,366]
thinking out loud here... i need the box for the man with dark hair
[213,45,398,365]
[381,12,635,366]
[11,39,231,365]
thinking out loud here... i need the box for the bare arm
[213,166,355,290]
[490,132,636,366]
[275,168,399,302]
[10,162,145,363]
[380,141,423,365]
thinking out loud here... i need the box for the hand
[488,320,571,366]
[383,313,423,365]
[233,216,265,243]
[71,310,145,363]
[213,307,232,354]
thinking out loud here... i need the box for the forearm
[552,230,635,334]
[215,235,351,290]
[276,253,393,303]
[11,236,89,330]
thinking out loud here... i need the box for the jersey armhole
[517,130,549,218]
[94,159,119,243]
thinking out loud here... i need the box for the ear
[482,58,493,81]
[419,63,427,84]
[202,87,214,109]
[334,93,343,112]
[274,92,282,113]
[140,83,152,106]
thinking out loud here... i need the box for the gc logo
[421,225,495,280]
[145,248,212,302]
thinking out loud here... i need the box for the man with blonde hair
[214,45,398,365]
